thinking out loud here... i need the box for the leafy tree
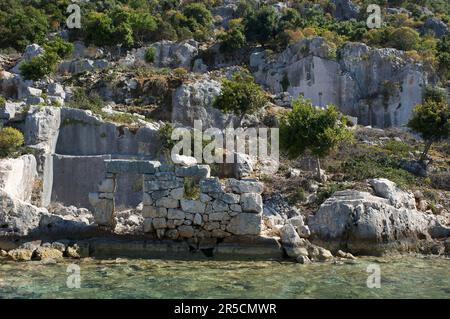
[218,20,246,53]
[182,3,212,28]
[244,5,280,44]
[279,8,302,31]
[0,127,24,158]
[129,12,157,44]
[214,72,268,126]
[0,6,49,50]
[407,99,450,162]
[279,98,353,180]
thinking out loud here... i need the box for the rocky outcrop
[10,44,44,75]
[420,17,448,38]
[0,155,37,202]
[252,38,427,128]
[172,76,230,128]
[331,0,360,20]
[124,40,198,69]
[309,187,450,254]
[0,189,47,237]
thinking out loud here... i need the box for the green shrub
[44,37,74,59]
[0,96,6,108]
[66,88,103,112]
[218,25,246,53]
[340,150,418,189]
[244,5,280,44]
[289,187,307,204]
[145,47,156,63]
[0,127,24,157]
[214,71,268,125]
[0,6,49,50]
[20,51,59,81]
[388,27,421,51]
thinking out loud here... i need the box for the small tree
[213,72,268,126]
[0,127,24,158]
[407,99,450,163]
[218,23,246,53]
[244,5,280,44]
[279,99,353,180]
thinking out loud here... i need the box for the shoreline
[1,233,449,262]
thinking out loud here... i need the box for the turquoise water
[0,256,449,298]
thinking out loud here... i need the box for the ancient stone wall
[89,160,264,239]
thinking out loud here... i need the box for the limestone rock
[7,248,33,261]
[240,193,263,213]
[420,17,448,38]
[369,178,416,209]
[253,38,427,128]
[172,76,237,129]
[34,247,63,260]
[0,189,47,236]
[0,154,37,202]
[331,0,360,20]
[227,213,261,235]
[309,190,450,254]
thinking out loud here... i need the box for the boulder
[7,248,33,261]
[171,76,230,128]
[369,178,416,209]
[309,190,450,254]
[331,0,360,20]
[34,246,63,260]
[420,17,448,38]
[0,189,47,236]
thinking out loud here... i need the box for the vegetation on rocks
[279,99,353,180]
[214,72,268,125]
[0,127,24,158]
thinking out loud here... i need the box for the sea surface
[0,256,449,298]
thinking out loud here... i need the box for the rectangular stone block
[200,177,222,193]
[156,197,179,209]
[105,160,160,174]
[175,165,210,178]
[180,199,206,213]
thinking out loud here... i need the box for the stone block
[240,193,263,213]
[226,213,262,235]
[175,165,210,178]
[105,160,159,174]
[167,209,185,220]
[156,197,179,209]
[200,177,222,193]
[227,179,264,194]
[180,199,206,213]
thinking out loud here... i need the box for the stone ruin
[89,159,264,240]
